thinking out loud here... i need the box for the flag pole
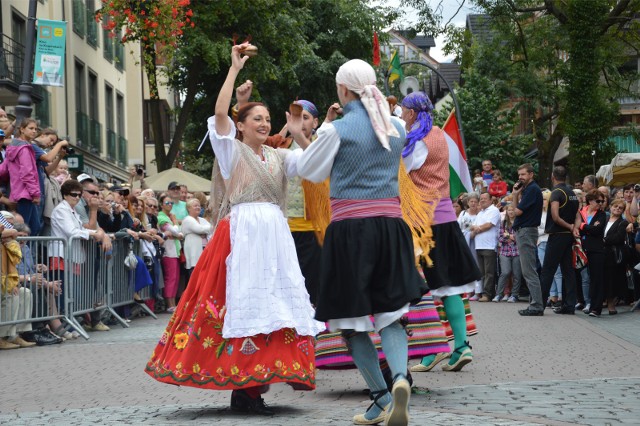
[383,59,466,152]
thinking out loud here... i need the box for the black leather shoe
[22,329,63,346]
[230,390,274,415]
[518,308,544,316]
[553,306,575,315]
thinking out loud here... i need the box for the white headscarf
[336,59,399,150]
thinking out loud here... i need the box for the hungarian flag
[388,50,404,85]
[373,32,380,66]
[442,109,472,198]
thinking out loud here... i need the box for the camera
[59,136,75,155]
[634,184,640,192]
[136,166,144,176]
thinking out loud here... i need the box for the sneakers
[478,295,491,302]
[588,311,600,317]
[92,322,110,331]
[492,295,501,302]
[469,294,480,301]
[0,338,20,350]
[582,304,591,314]
[575,302,585,310]
[518,308,544,316]
[386,375,411,426]
[507,296,518,303]
[553,306,575,315]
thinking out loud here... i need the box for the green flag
[388,50,404,85]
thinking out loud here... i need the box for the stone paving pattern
[1,301,639,425]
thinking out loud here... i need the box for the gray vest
[330,101,405,199]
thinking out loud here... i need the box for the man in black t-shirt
[541,166,581,314]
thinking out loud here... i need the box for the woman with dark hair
[146,43,323,414]
[156,193,182,313]
[602,199,629,315]
[579,190,606,317]
[48,179,110,336]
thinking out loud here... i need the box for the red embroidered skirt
[145,219,316,390]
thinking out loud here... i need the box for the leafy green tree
[102,0,396,173]
[406,0,640,186]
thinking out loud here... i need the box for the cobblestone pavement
[1,301,639,425]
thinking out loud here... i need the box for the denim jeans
[516,227,543,311]
[497,255,522,297]
[580,266,591,305]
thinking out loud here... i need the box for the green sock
[442,295,471,363]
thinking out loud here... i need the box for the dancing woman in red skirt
[145,43,325,415]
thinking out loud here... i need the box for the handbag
[124,240,138,270]
[612,245,625,265]
[572,237,588,269]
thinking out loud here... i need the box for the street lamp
[384,60,467,151]
[13,0,38,135]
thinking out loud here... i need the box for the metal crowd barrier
[0,237,69,339]
[0,234,157,342]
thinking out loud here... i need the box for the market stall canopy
[143,168,211,193]
[599,153,640,187]
[596,164,611,185]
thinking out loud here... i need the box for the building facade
[0,0,176,183]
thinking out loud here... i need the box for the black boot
[230,389,274,415]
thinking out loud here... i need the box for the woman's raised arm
[214,43,251,135]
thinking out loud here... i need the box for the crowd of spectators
[0,111,213,349]
[454,160,640,317]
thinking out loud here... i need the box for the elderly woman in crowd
[578,190,607,317]
[48,180,111,330]
[181,198,212,282]
[602,199,629,315]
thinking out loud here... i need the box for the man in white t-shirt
[471,192,501,302]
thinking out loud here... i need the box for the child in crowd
[495,204,521,302]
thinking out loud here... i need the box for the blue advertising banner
[33,19,67,87]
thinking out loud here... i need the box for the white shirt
[474,204,501,250]
[297,116,410,181]
[49,200,95,261]
[207,116,301,180]
[181,215,212,269]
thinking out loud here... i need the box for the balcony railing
[117,135,127,167]
[106,129,117,161]
[89,118,102,154]
[0,34,23,82]
[76,111,89,148]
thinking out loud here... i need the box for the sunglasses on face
[595,200,604,204]
[68,192,82,198]
[148,205,158,209]
[164,201,174,206]
[84,190,99,195]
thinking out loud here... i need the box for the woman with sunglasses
[602,199,629,315]
[48,180,110,335]
[146,44,324,414]
[157,194,182,312]
[578,190,606,316]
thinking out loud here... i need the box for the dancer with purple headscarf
[400,91,481,372]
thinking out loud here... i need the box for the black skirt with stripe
[315,217,428,322]
[421,221,481,289]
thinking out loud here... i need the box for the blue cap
[0,130,5,137]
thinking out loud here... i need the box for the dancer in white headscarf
[287,59,424,426]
